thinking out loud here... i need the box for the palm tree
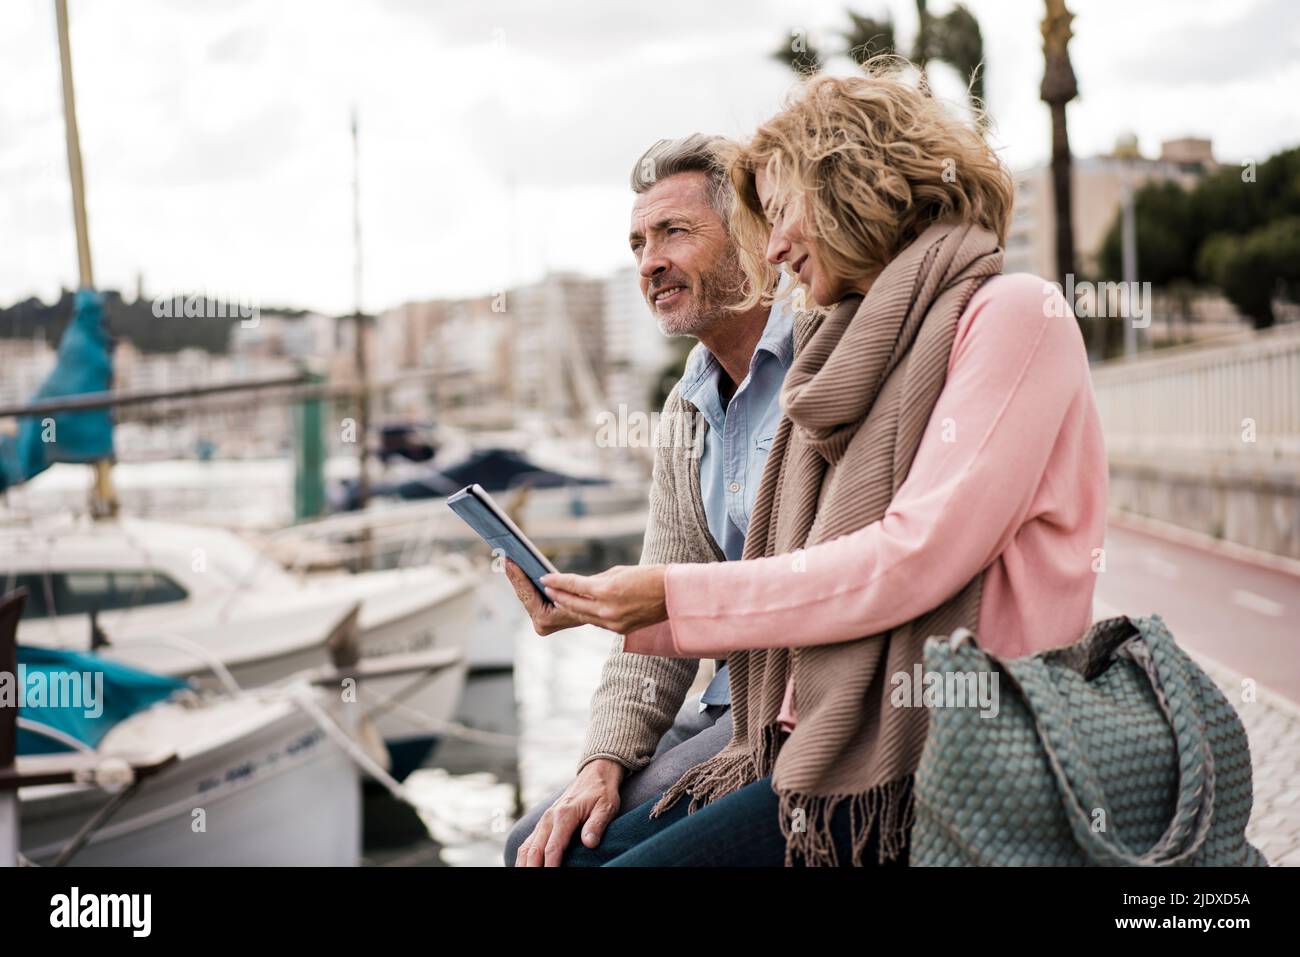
[929,3,985,112]
[1040,0,1078,294]
[841,10,896,64]
[771,29,823,76]
[778,4,985,122]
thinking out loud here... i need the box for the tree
[776,4,986,121]
[1096,146,1300,330]
[1096,181,1194,288]
[927,3,985,110]
[1189,148,1300,240]
[1198,218,1300,329]
[841,10,896,65]
[772,29,824,76]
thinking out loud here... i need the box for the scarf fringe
[777,775,916,867]
[650,723,786,819]
[650,724,915,866]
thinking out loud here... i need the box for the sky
[2,0,1298,316]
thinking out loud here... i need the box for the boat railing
[104,633,242,696]
[14,718,94,754]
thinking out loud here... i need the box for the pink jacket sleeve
[622,274,1086,659]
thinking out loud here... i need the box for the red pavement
[1094,522,1300,705]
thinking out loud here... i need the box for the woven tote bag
[911,615,1268,866]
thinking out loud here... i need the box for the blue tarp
[15,645,188,755]
[0,288,114,491]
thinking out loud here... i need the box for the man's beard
[652,247,745,338]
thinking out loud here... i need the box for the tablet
[446,484,559,601]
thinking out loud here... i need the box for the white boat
[4,582,465,866]
[1,515,496,777]
[262,479,649,611]
[18,688,364,866]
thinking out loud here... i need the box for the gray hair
[629,133,732,222]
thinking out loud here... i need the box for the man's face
[629,171,743,337]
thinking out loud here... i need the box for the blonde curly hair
[725,56,1014,309]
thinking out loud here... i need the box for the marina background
[1,0,1298,867]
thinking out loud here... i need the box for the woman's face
[755,162,847,307]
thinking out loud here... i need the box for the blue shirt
[677,300,795,707]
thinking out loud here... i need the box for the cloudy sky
[2,0,1297,315]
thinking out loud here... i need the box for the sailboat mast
[55,0,92,288]
[351,108,372,524]
[55,0,117,516]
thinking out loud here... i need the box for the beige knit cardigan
[578,367,724,773]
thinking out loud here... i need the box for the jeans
[504,696,732,866]
[564,775,911,867]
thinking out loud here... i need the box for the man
[504,134,794,866]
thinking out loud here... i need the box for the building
[1006,136,1219,281]
[602,266,678,417]
[417,295,511,414]
[361,269,678,429]
[506,272,606,421]
[0,337,57,412]
[230,312,335,363]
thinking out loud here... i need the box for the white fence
[1091,322,1300,460]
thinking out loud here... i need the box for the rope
[50,781,143,867]
[357,680,620,751]
[282,683,411,805]
[367,690,519,747]
[110,633,243,695]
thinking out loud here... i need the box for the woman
[542,58,1107,866]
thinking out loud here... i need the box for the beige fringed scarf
[651,220,1005,865]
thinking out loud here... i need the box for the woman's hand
[540,564,669,635]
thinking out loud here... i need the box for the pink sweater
[623,273,1108,728]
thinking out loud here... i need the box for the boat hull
[20,703,361,866]
[350,573,482,777]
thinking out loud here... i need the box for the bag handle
[995,616,1216,866]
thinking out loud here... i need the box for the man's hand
[504,559,584,636]
[515,758,625,867]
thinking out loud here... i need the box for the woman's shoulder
[953,272,1088,370]
[960,273,1083,341]
[965,272,1064,323]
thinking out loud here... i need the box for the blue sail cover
[15,645,188,755]
[0,288,114,490]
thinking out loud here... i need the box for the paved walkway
[1194,654,1300,866]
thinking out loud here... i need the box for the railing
[1090,322,1300,460]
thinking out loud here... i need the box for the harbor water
[362,579,632,867]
